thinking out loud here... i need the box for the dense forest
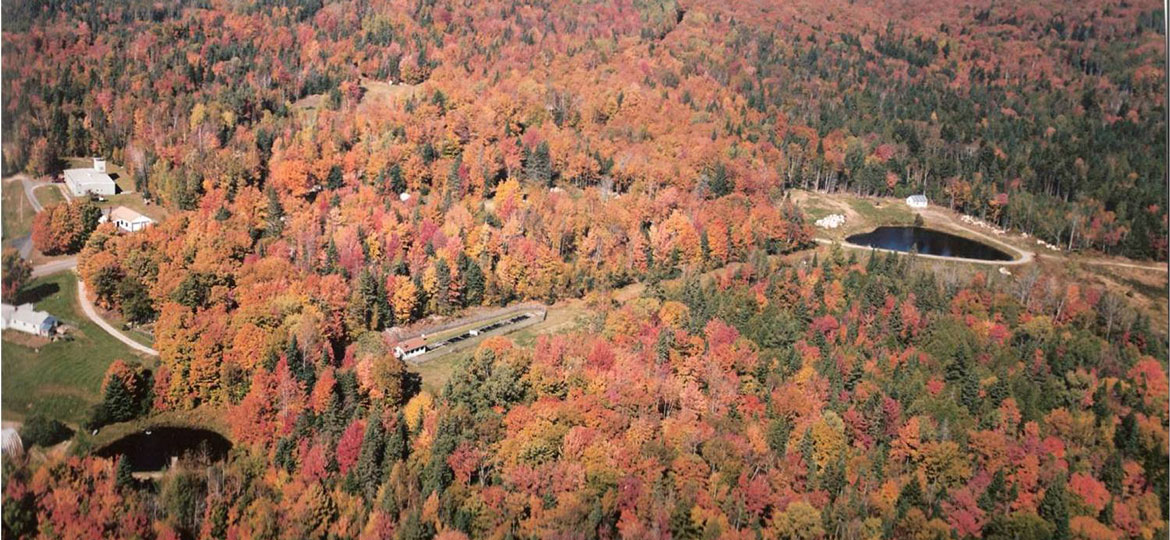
[7,250,1170,539]
[2,0,1166,259]
[1,0,1167,538]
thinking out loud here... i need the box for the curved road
[18,175,70,212]
[28,258,159,357]
[12,175,70,261]
[76,277,159,356]
[12,175,158,356]
[19,175,45,213]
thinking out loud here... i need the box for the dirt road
[28,259,159,357]
[76,277,159,356]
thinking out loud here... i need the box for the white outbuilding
[101,206,155,232]
[393,337,428,360]
[0,303,57,337]
[906,194,928,209]
[1,428,22,458]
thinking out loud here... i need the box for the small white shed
[1,428,23,458]
[393,337,428,360]
[102,206,155,232]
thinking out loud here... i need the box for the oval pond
[846,226,1015,262]
[96,427,231,472]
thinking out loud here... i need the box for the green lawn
[848,197,914,226]
[99,308,156,348]
[34,185,65,207]
[1,272,152,426]
[2,180,35,240]
[100,193,168,222]
[801,204,833,221]
[413,350,470,394]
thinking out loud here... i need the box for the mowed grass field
[1,271,152,425]
[101,193,168,222]
[847,197,914,226]
[2,179,35,240]
[34,184,65,207]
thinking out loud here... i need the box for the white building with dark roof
[63,157,116,197]
[1,303,58,337]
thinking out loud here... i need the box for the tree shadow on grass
[15,282,60,306]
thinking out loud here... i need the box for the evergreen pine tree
[355,410,387,501]
[978,469,1006,512]
[896,477,925,519]
[103,374,138,424]
[458,254,485,306]
[1038,475,1069,539]
[326,164,344,190]
[384,412,410,465]
[286,336,315,388]
[525,141,552,186]
[115,455,134,491]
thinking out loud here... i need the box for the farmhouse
[1,303,58,337]
[63,158,116,197]
[906,194,928,209]
[393,337,428,360]
[102,206,155,232]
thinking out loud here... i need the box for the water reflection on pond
[846,226,1014,261]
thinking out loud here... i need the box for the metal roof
[397,337,427,351]
[64,168,115,188]
[109,206,152,224]
[2,303,55,328]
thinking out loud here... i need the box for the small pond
[95,427,231,472]
[846,226,1015,261]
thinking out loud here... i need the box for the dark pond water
[96,427,231,472]
[846,226,1014,261]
